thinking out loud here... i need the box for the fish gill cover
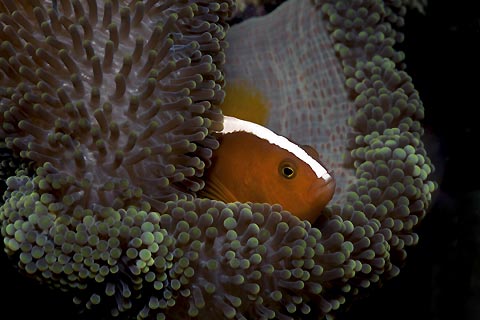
[0,0,436,319]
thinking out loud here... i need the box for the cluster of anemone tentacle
[1,0,435,319]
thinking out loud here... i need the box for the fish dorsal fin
[221,80,270,126]
[198,174,239,204]
[301,144,320,162]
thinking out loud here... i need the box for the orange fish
[200,116,336,222]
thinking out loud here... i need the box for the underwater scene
[0,1,478,319]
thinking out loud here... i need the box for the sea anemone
[0,0,436,319]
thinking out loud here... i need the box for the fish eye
[279,162,296,179]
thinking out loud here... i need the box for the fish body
[200,116,335,222]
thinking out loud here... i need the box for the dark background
[1,1,480,319]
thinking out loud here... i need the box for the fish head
[263,147,336,222]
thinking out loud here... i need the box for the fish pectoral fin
[197,174,238,204]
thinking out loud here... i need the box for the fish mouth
[307,177,336,210]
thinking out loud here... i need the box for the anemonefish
[200,115,336,222]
